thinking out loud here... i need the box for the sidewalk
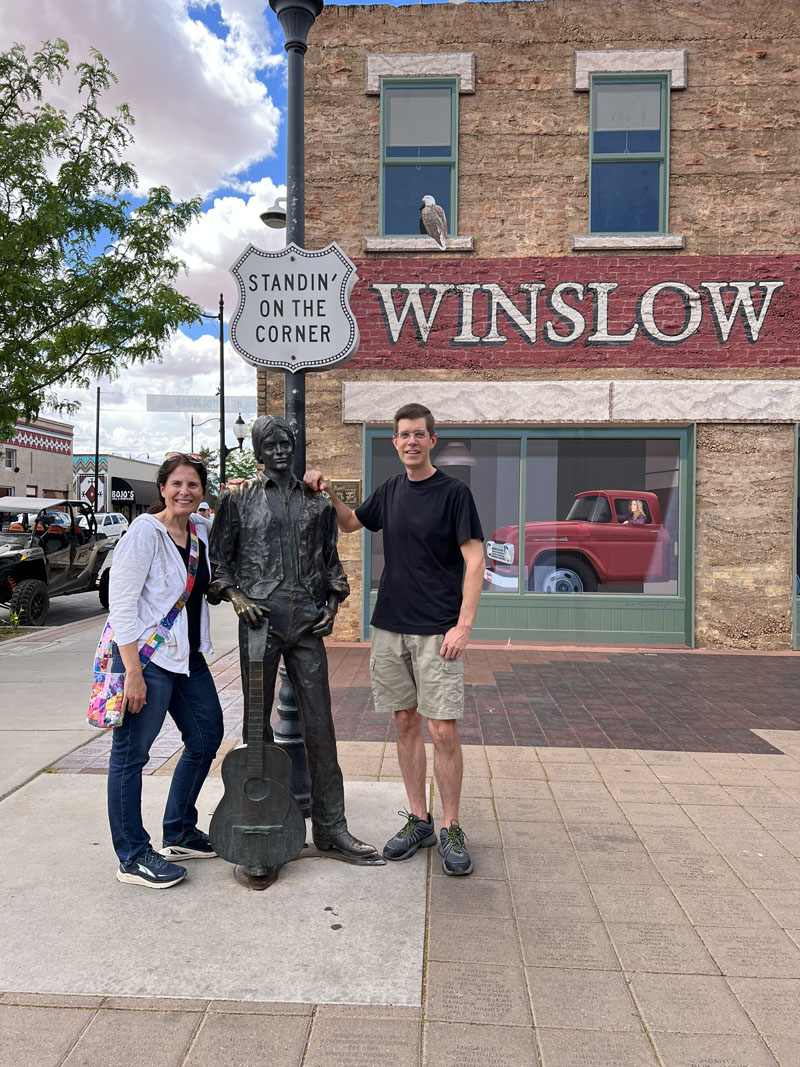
[2,613,800,1067]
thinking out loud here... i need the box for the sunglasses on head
[165,452,204,463]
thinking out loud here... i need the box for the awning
[111,476,159,509]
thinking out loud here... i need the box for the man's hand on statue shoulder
[228,588,270,629]
[311,597,339,637]
[303,470,328,493]
[440,624,470,660]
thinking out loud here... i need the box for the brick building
[259,0,799,650]
[0,418,73,500]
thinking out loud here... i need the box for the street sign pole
[268,0,325,816]
[94,385,100,514]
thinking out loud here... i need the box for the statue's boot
[312,827,386,866]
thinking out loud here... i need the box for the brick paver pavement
[6,645,800,1066]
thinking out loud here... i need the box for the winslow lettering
[370,280,785,348]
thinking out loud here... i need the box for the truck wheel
[98,569,110,610]
[531,557,598,594]
[9,578,50,626]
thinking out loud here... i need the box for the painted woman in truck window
[622,499,647,525]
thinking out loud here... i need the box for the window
[368,437,519,592]
[4,448,16,470]
[590,74,669,234]
[367,432,681,598]
[522,437,679,595]
[380,78,457,237]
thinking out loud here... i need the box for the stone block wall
[305,0,799,259]
[695,424,795,649]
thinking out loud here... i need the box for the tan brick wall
[305,0,799,259]
[695,424,795,649]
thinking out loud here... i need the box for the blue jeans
[107,650,224,864]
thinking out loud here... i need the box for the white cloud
[173,175,288,308]
[0,0,284,199]
[56,331,260,456]
[4,0,284,451]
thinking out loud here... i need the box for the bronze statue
[208,414,382,877]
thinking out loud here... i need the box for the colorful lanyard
[138,521,199,664]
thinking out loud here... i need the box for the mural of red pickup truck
[484,490,671,593]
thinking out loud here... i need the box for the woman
[106,453,223,888]
[623,499,647,525]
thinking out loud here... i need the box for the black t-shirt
[173,538,210,652]
[355,469,483,635]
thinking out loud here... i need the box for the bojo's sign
[229,242,359,372]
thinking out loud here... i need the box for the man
[208,414,380,863]
[305,403,484,876]
[197,501,213,521]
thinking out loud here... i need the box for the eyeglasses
[165,452,204,463]
[393,431,429,442]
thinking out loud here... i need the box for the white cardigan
[107,512,213,674]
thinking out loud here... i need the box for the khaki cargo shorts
[369,627,464,721]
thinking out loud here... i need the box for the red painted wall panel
[347,255,800,370]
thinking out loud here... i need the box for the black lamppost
[199,293,230,483]
[270,0,323,475]
[268,0,324,816]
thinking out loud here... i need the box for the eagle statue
[419,195,448,250]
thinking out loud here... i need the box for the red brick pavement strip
[49,645,800,774]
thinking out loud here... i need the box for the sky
[1,0,509,458]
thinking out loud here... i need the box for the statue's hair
[251,414,295,457]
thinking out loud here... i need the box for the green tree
[199,444,259,504]
[0,39,202,438]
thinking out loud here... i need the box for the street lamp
[223,414,248,471]
[260,197,287,229]
[190,415,219,453]
[268,0,324,815]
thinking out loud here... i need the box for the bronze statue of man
[208,414,379,862]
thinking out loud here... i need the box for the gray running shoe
[117,845,187,888]
[382,810,437,861]
[438,821,473,876]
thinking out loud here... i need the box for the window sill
[363,235,474,253]
[572,234,685,251]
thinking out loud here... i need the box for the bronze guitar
[210,623,305,874]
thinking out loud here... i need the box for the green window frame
[379,77,458,238]
[362,425,695,647]
[589,73,670,235]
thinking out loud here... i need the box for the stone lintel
[365,53,476,93]
[362,236,474,253]
[343,380,800,426]
[574,49,687,90]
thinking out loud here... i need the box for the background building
[0,418,73,499]
[73,455,160,520]
[258,0,799,650]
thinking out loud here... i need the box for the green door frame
[361,425,696,647]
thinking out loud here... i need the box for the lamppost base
[233,863,283,890]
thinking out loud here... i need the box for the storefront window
[369,431,680,598]
[368,436,520,592]
[516,437,680,595]
[365,427,690,644]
